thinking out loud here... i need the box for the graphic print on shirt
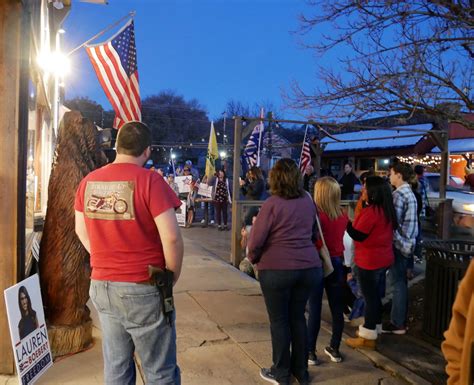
[84,181,135,220]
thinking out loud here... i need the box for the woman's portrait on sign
[18,286,39,339]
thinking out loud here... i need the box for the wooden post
[437,199,453,240]
[0,0,23,374]
[231,117,243,267]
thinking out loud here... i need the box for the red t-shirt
[318,211,349,258]
[353,205,394,270]
[74,163,181,282]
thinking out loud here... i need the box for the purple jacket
[247,194,321,270]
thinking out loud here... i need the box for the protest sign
[197,183,213,199]
[176,200,187,227]
[4,274,53,385]
[175,176,192,193]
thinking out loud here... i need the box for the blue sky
[64,0,326,121]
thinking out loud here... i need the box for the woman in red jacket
[345,176,398,349]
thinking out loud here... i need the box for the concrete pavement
[2,229,425,384]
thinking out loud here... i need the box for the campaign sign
[176,200,187,227]
[175,176,192,193]
[4,274,53,384]
[197,184,213,199]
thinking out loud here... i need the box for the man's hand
[155,208,184,284]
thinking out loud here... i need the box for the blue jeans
[90,280,180,385]
[389,248,409,328]
[259,267,323,384]
[356,266,387,330]
[307,257,344,351]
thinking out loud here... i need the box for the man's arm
[154,208,184,284]
[75,211,90,253]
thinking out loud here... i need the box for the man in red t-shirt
[75,121,183,384]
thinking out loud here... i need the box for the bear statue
[39,111,108,356]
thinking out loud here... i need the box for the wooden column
[231,117,243,267]
[0,0,22,374]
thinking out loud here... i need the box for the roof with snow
[321,124,432,152]
[431,138,474,154]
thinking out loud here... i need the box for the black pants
[307,256,345,351]
[214,201,228,226]
[259,267,323,384]
[356,266,387,330]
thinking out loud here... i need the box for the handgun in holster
[148,265,175,325]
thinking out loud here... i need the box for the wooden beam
[231,118,243,267]
[0,0,22,374]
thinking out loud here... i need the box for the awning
[431,138,474,154]
[321,124,432,152]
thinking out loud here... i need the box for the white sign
[175,176,193,193]
[176,200,187,227]
[197,184,213,199]
[4,274,53,385]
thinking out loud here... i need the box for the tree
[64,97,114,128]
[286,1,473,129]
[142,91,210,144]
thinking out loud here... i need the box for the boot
[346,325,377,350]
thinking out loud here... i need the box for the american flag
[243,108,265,169]
[299,125,312,173]
[86,20,141,129]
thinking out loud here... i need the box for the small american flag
[86,20,141,129]
[299,125,311,173]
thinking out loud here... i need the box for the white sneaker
[210,220,215,225]
[200,219,205,224]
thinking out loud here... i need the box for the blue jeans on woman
[307,256,345,352]
[356,266,387,330]
[259,267,323,384]
[90,280,180,385]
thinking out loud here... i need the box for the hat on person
[185,160,192,166]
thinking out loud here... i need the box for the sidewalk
[3,230,427,384]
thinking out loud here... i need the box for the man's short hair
[414,165,424,176]
[391,161,415,182]
[116,121,151,157]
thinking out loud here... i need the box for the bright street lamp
[220,151,227,159]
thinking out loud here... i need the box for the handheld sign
[176,200,187,227]
[175,176,192,193]
[4,274,53,385]
[197,183,213,199]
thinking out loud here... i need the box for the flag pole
[67,11,136,56]
[298,124,309,169]
[256,107,264,167]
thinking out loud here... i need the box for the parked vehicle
[424,172,474,232]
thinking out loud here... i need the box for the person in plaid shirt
[383,162,418,335]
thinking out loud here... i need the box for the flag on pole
[85,20,141,129]
[243,108,265,169]
[205,121,219,178]
[299,125,311,173]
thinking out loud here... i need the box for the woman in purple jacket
[248,158,323,385]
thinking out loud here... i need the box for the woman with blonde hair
[248,158,322,385]
[307,177,349,364]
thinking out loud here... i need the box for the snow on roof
[431,138,474,154]
[321,124,432,152]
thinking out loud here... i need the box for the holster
[148,265,175,325]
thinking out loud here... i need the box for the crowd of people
[74,121,471,385]
[244,158,433,385]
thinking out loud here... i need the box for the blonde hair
[314,177,342,220]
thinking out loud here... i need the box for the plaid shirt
[393,183,418,256]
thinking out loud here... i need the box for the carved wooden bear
[39,111,107,356]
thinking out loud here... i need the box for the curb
[320,321,432,385]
